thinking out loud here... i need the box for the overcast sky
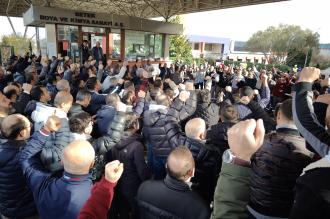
[0,0,328,43]
[182,0,329,43]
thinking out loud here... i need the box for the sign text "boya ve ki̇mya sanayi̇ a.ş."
[39,12,124,28]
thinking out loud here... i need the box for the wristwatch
[222,149,251,167]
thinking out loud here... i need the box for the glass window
[125,30,163,60]
[38,27,47,56]
[194,43,200,50]
[109,29,121,59]
[205,43,213,51]
[82,26,105,34]
[57,25,78,42]
[154,34,163,59]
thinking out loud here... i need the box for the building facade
[23,6,183,63]
[187,34,269,64]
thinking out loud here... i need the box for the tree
[1,33,35,55]
[286,48,312,68]
[168,16,193,64]
[246,24,319,65]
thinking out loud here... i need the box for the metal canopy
[1,0,287,20]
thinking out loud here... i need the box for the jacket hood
[143,107,167,126]
[115,132,142,150]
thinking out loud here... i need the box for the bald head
[56,79,70,92]
[185,118,206,140]
[62,140,95,175]
[1,114,30,140]
[167,146,195,181]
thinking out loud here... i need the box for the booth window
[109,29,121,59]
[205,43,213,51]
[125,30,163,60]
[57,25,79,59]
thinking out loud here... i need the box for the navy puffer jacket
[0,138,37,218]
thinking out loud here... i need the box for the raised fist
[179,90,190,102]
[44,114,61,132]
[137,90,146,98]
[105,160,124,183]
[228,119,265,162]
[22,83,33,93]
[299,67,320,83]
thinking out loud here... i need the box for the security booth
[23,6,182,63]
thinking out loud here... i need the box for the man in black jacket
[165,91,221,204]
[81,40,90,65]
[193,89,219,128]
[248,99,314,218]
[68,89,91,118]
[206,104,238,172]
[136,146,210,219]
[108,113,150,219]
[0,114,37,218]
[291,67,330,219]
[143,82,197,180]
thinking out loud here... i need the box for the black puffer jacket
[206,122,235,155]
[249,128,314,218]
[108,132,150,205]
[0,138,37,218]
[136,175,210,219]
[143,106,169,156]
[165,99,221,204]
[194,102,219,128]
[143,91,197,157]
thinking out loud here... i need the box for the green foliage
[286,48,312,68]
[168,16,193,65]
[246,24,319,65]
[1,33,35,55]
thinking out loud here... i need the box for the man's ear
[187,168,194,178]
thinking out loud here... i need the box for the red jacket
[78,177,116,219]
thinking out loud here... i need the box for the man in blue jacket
[20,107,127,219]
[0,114,37,218]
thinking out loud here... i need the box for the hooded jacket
[108,132,150,203]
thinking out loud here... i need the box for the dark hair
[25,72,36,84]
[1,118,27,140]
[240,86,254,97]
[10,82,21,89]
[122,90,135,105]
[150,88,162,101]
[69,112,92,133]
[220,104,238,123]
[4,89,18,100]
[123,81,134,89]
[85,77,98,90]
[277,99,293,120]
[198,89,211,104]
[30,85,45,101]
[154,79,163,89]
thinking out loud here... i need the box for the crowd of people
[0,49,329,219]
